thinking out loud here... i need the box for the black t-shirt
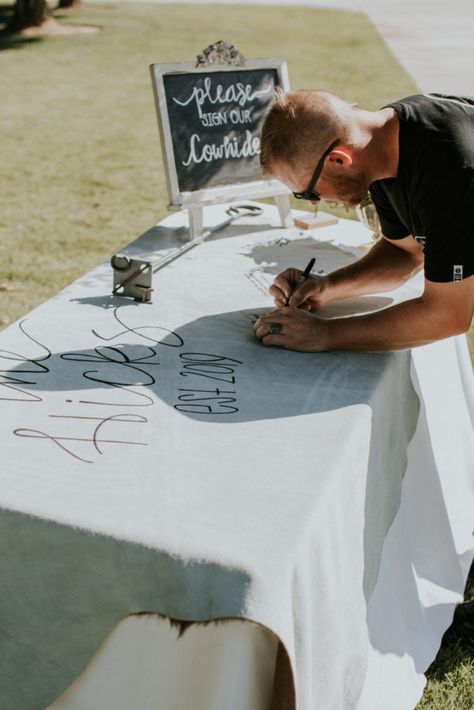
[369,93,474,282]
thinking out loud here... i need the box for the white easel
[150,41,293,240]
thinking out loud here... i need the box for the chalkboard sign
[150,58,290,209]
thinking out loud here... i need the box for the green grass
[1,4,473,706]
[417,641,474,710]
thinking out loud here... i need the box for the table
[1,203,472,710]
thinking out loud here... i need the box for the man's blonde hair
[260,89,353,178]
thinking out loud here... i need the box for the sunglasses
[292,139,341,201]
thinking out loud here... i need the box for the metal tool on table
[111,204,264,303]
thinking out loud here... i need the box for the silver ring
[269,322,283,335]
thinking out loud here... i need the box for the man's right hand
[269,269,329,311]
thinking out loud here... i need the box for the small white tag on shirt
[453,265,464,281]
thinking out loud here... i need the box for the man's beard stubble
[327,172,371,208]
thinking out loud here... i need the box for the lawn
[1,1,473,706]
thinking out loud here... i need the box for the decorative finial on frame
[196,41,246,68]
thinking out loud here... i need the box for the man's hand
[270,269,329,310]
[270,237,424,313]
[253,307,328,351]
[254,275,474,353]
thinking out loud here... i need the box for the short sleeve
[369,182,411,239]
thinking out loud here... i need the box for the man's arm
[270,236,424,310]
[255,274,474,352]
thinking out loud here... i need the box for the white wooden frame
[150,59,292,237]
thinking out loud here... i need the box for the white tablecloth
[0,203,472,710]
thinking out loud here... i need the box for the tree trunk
[58,0,84,9]
[9,0,51,30]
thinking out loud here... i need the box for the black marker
[285,257,316,306]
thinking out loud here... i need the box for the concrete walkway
[356,0,474,96]
[129,0,474,95]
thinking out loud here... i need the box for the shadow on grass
[438,559,474,651]
[0,29,42,50]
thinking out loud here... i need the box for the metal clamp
[111,255,153,303]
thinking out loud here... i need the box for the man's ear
[328,146,353,166]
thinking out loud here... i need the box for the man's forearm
[322,296,464,351]
[324,237,423,303]
[256,266,472,353]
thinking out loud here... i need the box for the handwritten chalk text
[182,130,260,166]
[172,77,272,119]
[199,108,253,128]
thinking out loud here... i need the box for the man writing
[253,90,474,351]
